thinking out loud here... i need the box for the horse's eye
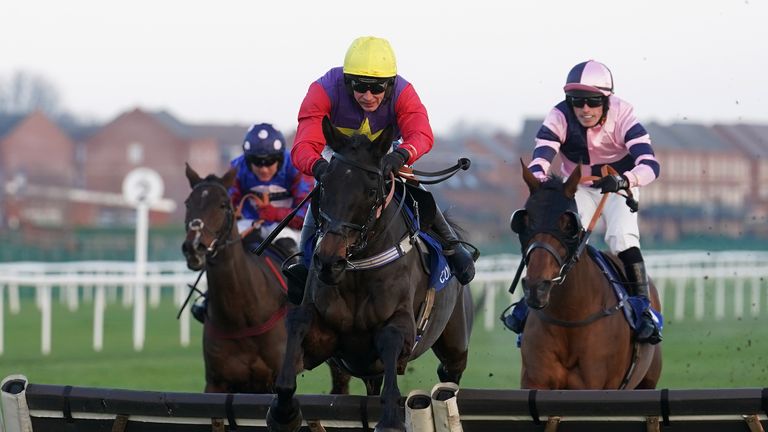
[561,214,580,237]
[367,188,377,199]
[220,201,229,209]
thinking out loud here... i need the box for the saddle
[504,245,664,340]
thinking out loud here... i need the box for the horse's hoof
[266,399,303,432]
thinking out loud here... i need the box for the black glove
[380,148,409,176]
[592,174,629,193]
[312,159,330,183]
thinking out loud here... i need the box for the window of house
[128,142,144,165]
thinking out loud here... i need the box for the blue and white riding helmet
[242,123,286,169]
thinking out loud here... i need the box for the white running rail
[0,251,766,355]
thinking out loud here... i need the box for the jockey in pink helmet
[516,60,662,344]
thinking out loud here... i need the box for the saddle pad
[587,246,664,332]
[416,230,452,292]
[401,197,451,291]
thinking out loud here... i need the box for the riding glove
[380,148,409,176]
[312,159,330,183]
[593,174,629,193]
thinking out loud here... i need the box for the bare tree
[0,70,61,115]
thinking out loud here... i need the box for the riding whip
[251,188,317,256]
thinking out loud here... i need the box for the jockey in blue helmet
[190,123,313,323]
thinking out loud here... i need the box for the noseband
[524,240,570,284]
[185,181,240,258]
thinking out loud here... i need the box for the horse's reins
[249,156,470,259]
[398,157,471,184]
[503,166,642,330]
[186,181,241,258]
[312,152,394,258]
[506,165,634,297]
[178,180,244,320]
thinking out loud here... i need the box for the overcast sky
[2,0,766,135]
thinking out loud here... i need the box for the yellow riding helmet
[343,36,397,78]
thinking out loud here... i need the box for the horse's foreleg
[267,305,315,432]
[374,324,407,432]
[329,362,352,395]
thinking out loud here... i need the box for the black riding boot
[430,210,477,285]
[191,297,207,323]
[283,215,314,305]
[624,261,662,344]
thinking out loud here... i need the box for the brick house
[78,108,234,226]
[712,123,768,236]
[0,111,77,229]
[414,128,522,246]
[2,107,766,249]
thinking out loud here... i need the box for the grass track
[1,286,766,393]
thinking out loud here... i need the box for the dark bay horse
[181,164,350,394]
[267,117,473,432]
[512,162,662,389]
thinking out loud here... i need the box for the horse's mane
[338,133,384,165]
[540,175,566,191]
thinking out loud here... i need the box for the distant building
[0,109,245,231]
[0,111,77,228]
[1,109,766,249]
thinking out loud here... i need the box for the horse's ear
[564,165,581,199]
[373,125,396,159]
[521,159,540,194]
[186,162,202,187]
[221,167,237,188]
[322,116,346,153]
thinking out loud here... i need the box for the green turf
[1,283,766,393]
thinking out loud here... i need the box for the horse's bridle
[315,152,396,258]
[511,208,584,285]
[185,181,240,258]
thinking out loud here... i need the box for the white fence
[1,251,767,355]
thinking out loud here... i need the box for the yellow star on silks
[337,118,384,141]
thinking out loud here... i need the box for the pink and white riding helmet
[563,60,614,96]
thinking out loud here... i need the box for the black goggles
[350,79,388,95]
[568,96,605,108]
[247,155,280,167]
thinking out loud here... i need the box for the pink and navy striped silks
[529,95,660,188]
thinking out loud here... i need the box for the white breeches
[575,184,641,254]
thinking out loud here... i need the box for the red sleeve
[258,206,305,229]
[292,82,332,176]
[257,205,293,224]
[394,84,434,164]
